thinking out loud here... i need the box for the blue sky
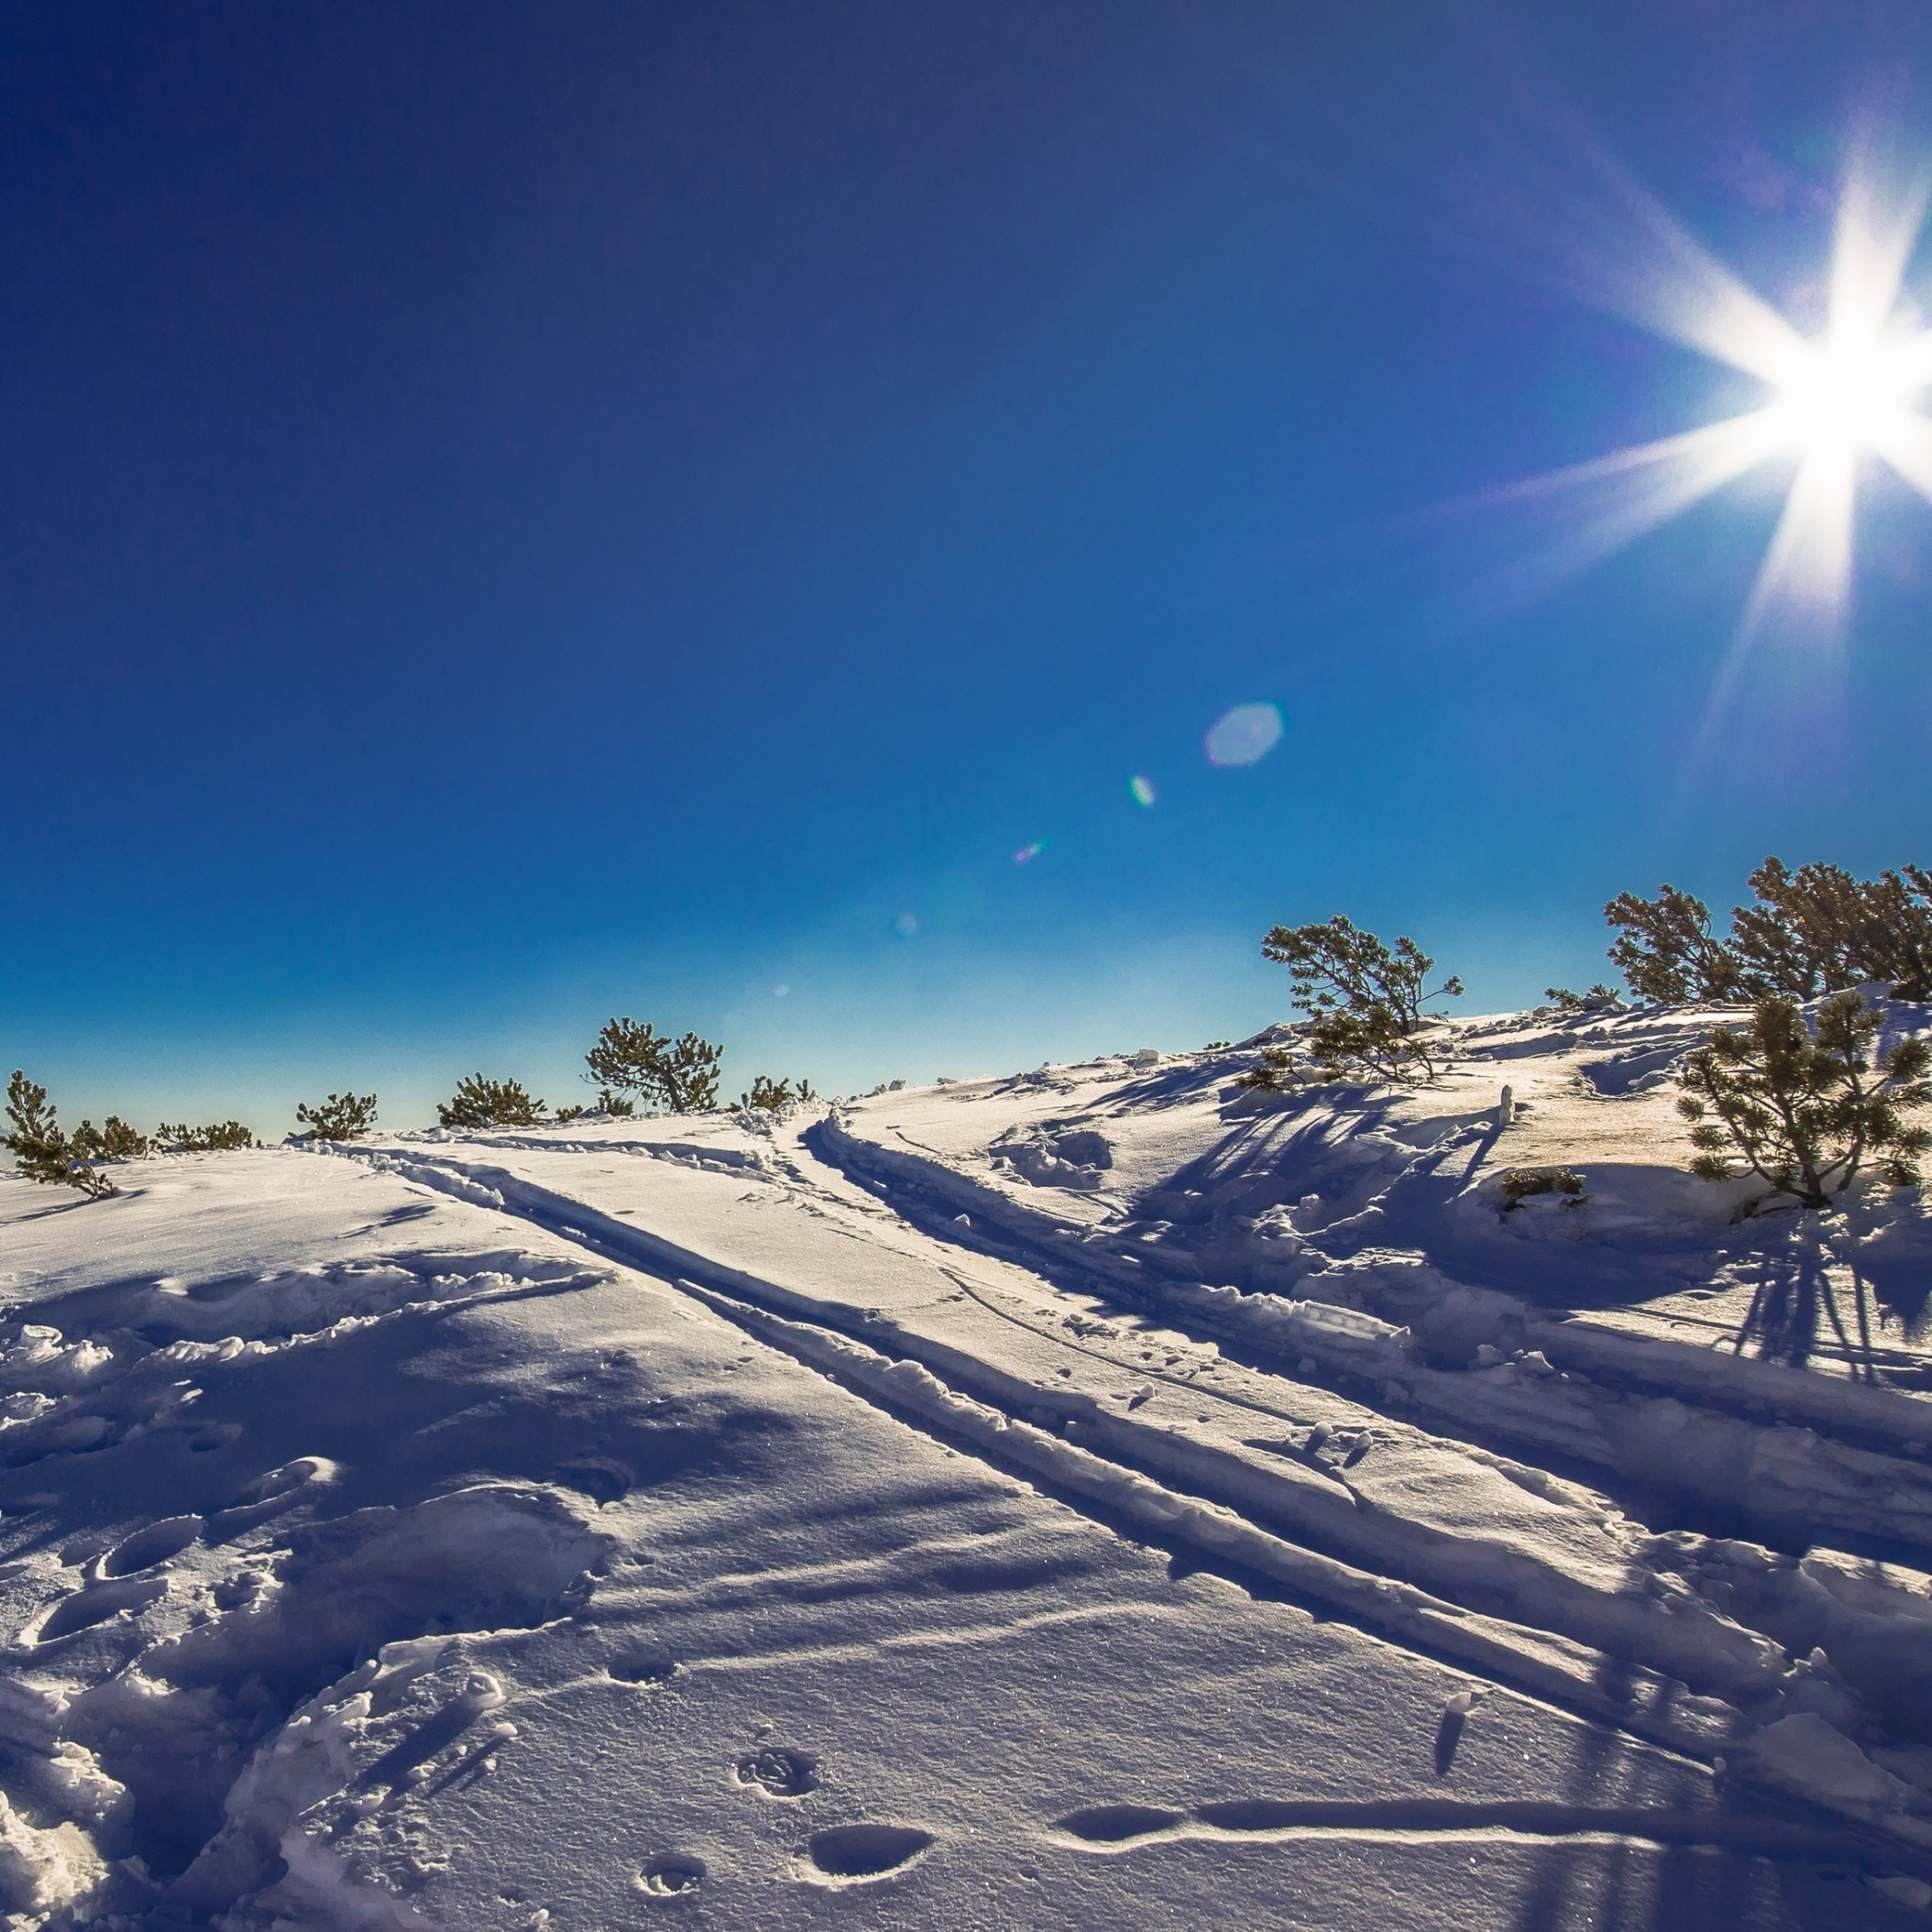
[7,2,1932,1130]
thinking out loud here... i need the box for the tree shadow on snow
[1724,1234,1927,1391]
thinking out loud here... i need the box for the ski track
[9,1009,1932,1927]
[334,1124,1932,1888]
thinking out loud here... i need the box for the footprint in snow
[1053,1803,1184,1843]
[637,1852,706,1897]
[552,1457,632,1505]
[735,1745,820,1796]
[806,1823,934,1880]
[99,1513,203,1578]
[608,1642,679,1686]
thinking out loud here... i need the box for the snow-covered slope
[5,1006,1932,1929]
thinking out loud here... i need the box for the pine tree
[1727,859,1865,997]
[585,1018,722,1114]
[1604,886,1743,1003]
[2,1070,116,1199]
[1677,994,1932,1210]
[1731,857,1932,1002]
[1862,864,1932,1001]
[156,1121,258,1151]
[436,1075,548,1129]
[69,1116,149,1161]
[1607,859,1932,1005]
[294,1091,378,1141]
[1258,915,1463,1082]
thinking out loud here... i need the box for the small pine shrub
[156,1121,257,1152]
[3,1070,116,1199]
[733,1075,817,1112]
[1499,1167,1585,1211]
[552,1104,586,1124]
[585,1019,722,1114]
[1677,993,1932,1211]
[1234,1047,1298,1092]
[1545,984,1620,1014]
[1605,858,1932,1005]
[1259,915,1463,1084]
[69,1116,150,1161]
[437,1075,548,1130]
[294,1091,378,1141]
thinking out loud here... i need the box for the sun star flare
[1490,159,1932,662]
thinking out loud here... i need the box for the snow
[3,1006,1932,1927]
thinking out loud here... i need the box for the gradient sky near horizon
[8,1,1932,1130]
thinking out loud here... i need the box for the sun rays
[1491,156,1932,663]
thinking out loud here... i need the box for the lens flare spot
[1014,841,1046,864]
[1204,703,1284,768]
[893,912,917,937]
[773,983,791,998]
[1128,775,1156,807]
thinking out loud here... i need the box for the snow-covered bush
[437,1075,548,1129]
[294,1091,378,1141]
[585,1018,721,1114]
[2,1070,116,1199]
[1677,993,1931,1211]
[1258,914,1462,1083]
[1499,1166,1584,1211]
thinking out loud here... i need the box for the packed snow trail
[4,1007,1932,1927]
[351,1148,1781,1758]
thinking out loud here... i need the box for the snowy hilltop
[3,1004,1932,1929]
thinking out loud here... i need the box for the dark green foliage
[3,1070,116,1199]
[1677,994,1932,1210]
[437,1075,548,1129]
[1729,858,1932,1001]
[1499,1167,1584,1211]
[1604,886,1743,1003]
[69,1116,150,1161]
[1259,915,1463,1083]
[1234,1047,1297,1092]
[594,1090,637,1117]
[733,1075,817,1112]
[552,1104,586,1124]
[585,1018,722,1114]
[294,1091,378,1141]
[1606,859,1932,1005]
[156,1121,257,1152]
[1545,984,1620,1013]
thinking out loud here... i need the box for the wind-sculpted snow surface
[4,1013,1932,1927]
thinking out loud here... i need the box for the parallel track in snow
[330,1141,1932,1885]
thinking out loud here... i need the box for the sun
[1479,160,1932,652]
[1768,331,1929,454]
